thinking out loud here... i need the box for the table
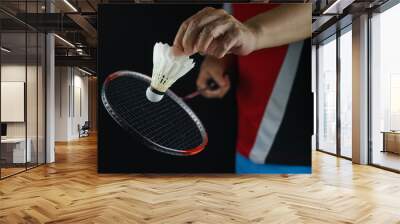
[381,131,400,154]
[1,138,31,163]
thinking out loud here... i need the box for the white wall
[1,63,46,164]
[1,65,40,137]
[72,73,89,138]
[55,67,89,141]
[55,66,69,141]
[1,65,27,139]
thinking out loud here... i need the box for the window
[370,2,400,171]
[339,28,352,158]
[0,1,47,179]
[316,25,353,159]
[317,36,337,154]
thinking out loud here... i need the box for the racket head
[101,70,208,156]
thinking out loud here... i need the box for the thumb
[196,68,210,89]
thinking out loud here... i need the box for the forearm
[245,4,312,50]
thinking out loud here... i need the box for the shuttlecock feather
[146,42,195,102]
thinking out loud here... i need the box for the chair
[78,121,90,138]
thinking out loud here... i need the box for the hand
[196,56,232,98]
[173,7,258,58]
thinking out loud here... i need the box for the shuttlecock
[146,42,195,102]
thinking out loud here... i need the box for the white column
[312,45,317,150]
[46,33,55,163]
[352,14,369,164]
[46,1,55,163]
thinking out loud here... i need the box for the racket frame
[101,70,208,156]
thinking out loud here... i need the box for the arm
[173,4,311,58]
[245,4,311,51]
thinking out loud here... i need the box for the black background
[97,4,238,173]
[265,40,313,166]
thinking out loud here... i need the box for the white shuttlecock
[146,42,195,102]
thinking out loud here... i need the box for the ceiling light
[323,0,342,14]
[1,47,11,53]
[63,0,78,12]
[78,67,92,76]
[322,0,354,15]
[54,34,75,48]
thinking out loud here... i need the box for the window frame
[367,0,400,173]
[315,23,353,160]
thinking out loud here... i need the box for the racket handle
[182,79,220,100]
[182,91,201,100]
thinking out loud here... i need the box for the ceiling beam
[55,55,96,69]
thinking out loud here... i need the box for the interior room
[0,21,46,178]
[314,0,400,171]
[1,0,400,223]
[370,3,400,171]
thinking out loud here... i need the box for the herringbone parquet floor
[1,134,400,224]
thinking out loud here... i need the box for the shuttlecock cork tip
[146,42,195,103]
[146,87,164,103]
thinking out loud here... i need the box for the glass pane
[1,32,27,177]
[38,33,45,165]
[371,4,400,171]
[340,29,352,158]
[26,0,38,169]
[27,31,38,169]
[318,37,337,154]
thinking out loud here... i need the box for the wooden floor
[1,167,26,178]
[372,150,400,171]
[1,135,400,223]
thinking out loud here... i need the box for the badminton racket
[101,70,208,156]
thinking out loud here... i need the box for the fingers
[173,19,188,56]
[173,7,233,56]
[180,7,215,55]
[196,67,211,90]
[196,56,232,99]
[173,7,254,58]
[173,7,214,56]
[172,45,185,56]
[182,9,225,55]
[195,17,233,54]
[212,28,240,58]
[202,30,237,59]
[181,21,202,55]
[196,27,214,55]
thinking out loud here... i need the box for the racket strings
[113,92,195,146]
[106,76,202,150]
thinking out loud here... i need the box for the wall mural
[98,3,312,174]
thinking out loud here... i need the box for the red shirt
[232,4,289,159]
